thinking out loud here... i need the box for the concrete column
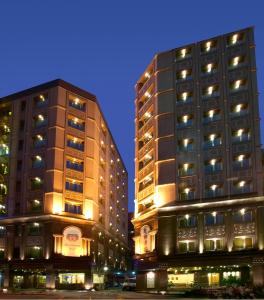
[3,266,10,288]
[46,272,56,289]
[257,207,264,250]
[84,271,93,289]
[156,269,167,291]
[225,209,233,252]
[252,264,264,286]
[198,213,204,253]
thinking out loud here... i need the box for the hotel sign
[62,226,82,257]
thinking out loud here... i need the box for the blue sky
[0,0,263,211]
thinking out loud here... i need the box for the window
[232,129,250,143]
[201,62,217,75]
[66,157,84,172]
[178,215,197,228]
[138,175,153,191]
[20,120,25,131]
[34,114,47,128]
[67,136,84,151]
[0,183,7,196]
[0,248,4,259]
[21,100,26,111]
[229,56,245,69]
[178,241,196,253]
[34,94,48,108]
[178,138,194,152]
[0,162,8,175]
[68,116,85,131]
[205,239,223,251]
[179,187,195,201]
[227,33,244,46]
[176,69,192,81]
[233,180,251,194]
[28,223,42,236]
[233,208,253,223]
[176,91,193,104]
[30,199,42,212]
[138,87,153,110]
[33,134,47,148]
[69,97,86,111]
[230,103,248,118]
[27,246,42,258]
[0,226,6,236]
[178,163,194,176]
[31,177,43,190]
[32,155,44,169]
[204,159,223,174]
[203,109,221,123]
[176,47,192,60]
[201,40,217,53]
[0,143,9,156]
[65,202,82,214]
[138,153,153,170]
[205,184,223,198]
[65,180,83,193]
[233,237,253,250]
[177,114,193,128]
[203,134,222,149]
[205,212,224,226]
[138,110,153,129]
[138,132,153,150]
[233,154,250,170]
[230,79,247,92]
[18,140,24,151]
[202,85,219,99]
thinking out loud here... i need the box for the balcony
[66,160,83,172]
[203,138,222,149]
[65,181,83,193]
[68,119,85,131]
[203,114,221,124]
[69,99,86,111]
[137,184,154,202]
[67,140,84,151]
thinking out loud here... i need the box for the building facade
[133,27,264,289]
[0,79,128,289]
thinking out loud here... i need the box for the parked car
[122,277,136,291]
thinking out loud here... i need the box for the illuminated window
[228,33,244,46]
[68,116,85,131]
[33,134,47,148]
[69,97,86,111]
[65,180,83,193]
[32,155,44,169]
[177,114,193,128]
[178,138,194,152]
[176,91,193,104]
[203,109,221,123]
[178,241,196,253]
[204,134,222,148]
[66,157,84,172]
[34,114,47,128]
[0,226,6,236]
[178,215,197,228]
[0,144,9,156]
[138,110,153,129]
[233,180,251,194]
[138,175,153,191]
[31,199,42,212]
[0,163,8,175]
[232,129,250,143]
[31,177,43,190]
[176,47,192,60]
[178,163,194,177]
[230,103,248,117]
[65,202,82,214]
[138,153,153,170]
[202,85,219,99]
[205,239,223,251]
[229,56,245,68]
[201,40,217,53]
[67,136,84,151]
[233,154,250,170]
[138,132,153,149]
[26,246,43,258]
[233,237,253,250]
[205,184,223,198]
[205,212,224,225]
[204,159,222,174]
[176,69,192,81]
[179,187,195,201]
[0,183,7,196]
[202,63,217,75]
[34,93,48,108]
[233,208,253,223]
[28,222,42,236]
[230,79,246,92]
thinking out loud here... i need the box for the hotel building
[133,27,264,289]
[0,79,128,289]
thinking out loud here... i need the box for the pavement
[0,289,182,299]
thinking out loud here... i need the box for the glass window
[178,241,196,253]
[178,163,194,176]
[201,40,217,53]
[68,116,85,131]
[179,188,195,201]
[176,91,193,104]
[204,159,223,174]
[66,158,84,172]
[232,129,250,143]
[28,223,42,236]
[203,109,221,123]
[176,47,192,60]
[205,185,223,198]
[27,246,42,258]
[65,202,82,214]
[69,97,86,111]
[65,180,83,193]
[31,177,43,190]
[176,69,192,81]
[203,134,222,149]
[177,114,193,128]
[34,114,47,128]
[32,155,44,169]
[178,139,194,152]
[34,94,48,108]
[67,136,84,151]
[179,215,197,228]
[205,212,224,225]
[233,237,253,250]
[205,239,223,251]
[33,134,47,148]
[233,209,253,223]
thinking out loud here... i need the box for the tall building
[133,27,264,290]
[0,79,128,289]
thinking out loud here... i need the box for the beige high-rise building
[0,79,128,289]
[133,27,264,290]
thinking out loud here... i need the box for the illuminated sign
[62,226,82,257]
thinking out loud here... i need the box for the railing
[137,184,154,201]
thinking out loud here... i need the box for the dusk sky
[1,0,263,212]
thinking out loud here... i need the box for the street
[0,289,182,299]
